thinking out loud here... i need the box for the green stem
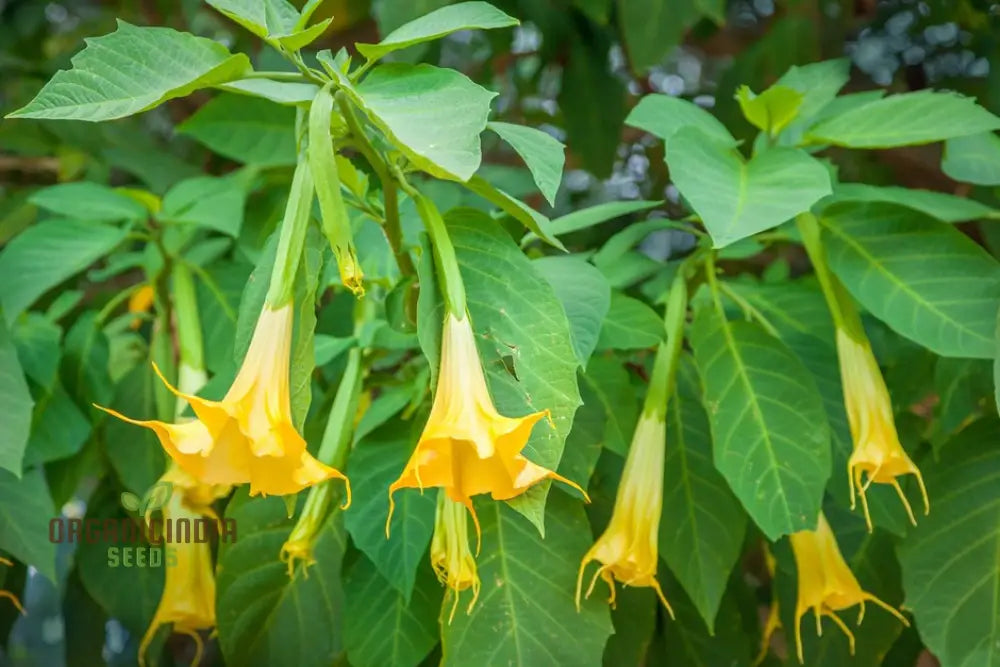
[317,346,364,466]
[171,264,204,373]
[242,71,311,82]
[410,188,467,317]
[335,93,416,281]
[266,155,315,308]
[796,213,864,337]
[642,273,688,419]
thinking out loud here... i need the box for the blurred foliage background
[1,0,999,665]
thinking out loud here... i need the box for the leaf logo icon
[139,482,174,517]
[120,491,141,512]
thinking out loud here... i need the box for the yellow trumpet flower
[387,311,585,539]
[576,413,673,615]
[139,466,221,667]
[98,303,350,498]
[0,557,23,615]
[837,328,929,530]
[789,513,908,663]
[431,493,481,623]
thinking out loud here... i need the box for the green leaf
[0,467,56,581]
[820,183,997,223]
[996,308,1000,416]
[736,84,803,136]
[727,279,911,535]
[524,200,663,242]
[463,176,565,250]
[658,576,754,666]
[333,62,495,182]
[579,355,640,457]
[941,132,1000,186]
[7,21,250,121]
[358,1,517,61]
[596,292,664,350]
[660,356,747,630]
[24,380,90,467]
[12,314,61,390]
[445,210,582,531]
[441,494,613,666]
[62,311,112,407]
[178,93,296,166]
[619,0,698,73]
[344,419,435,601]
[934,357,992,437]
[217,491,346,667]
[897,419,1000,667]
[487,122,564,206]
[29,183,146,222]
[533,256,610,365]
[344,555,442,667]
[0,219,127,325]
[559,39,626,178]
[821,202,1000,359]
[690,305,830,540]
[159,174,247,237]
[773,58,850,145]
[206,0,330,48]
[103,365,167,494]
[806,90,1000,148]
[0,319,33,476]
[668,128,831,247]
[76,484,161,633]
[626,94,735,147]
[219,78,319,105]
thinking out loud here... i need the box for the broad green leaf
[0,467,56,581]
[690,305,830,539]
[178,93,296,166]
[426,210,581,531]
[217,491,346,667]
[578,355,639,456]
[619,0,699,73]
[604,588,656,666]
[660,356,747,631]
[12,314,61,390]
[533,256,611,365]
[728,279,911,535]
[626,94,735,147]
[897,419,1000,667]
[0,219,127,325]
[373,0,453,59]
[441,494,613,666]
[996,308,1000,416]
[344,556,442,667]
[821,202,1000,359]
[736,84,803,136]
[574,0,611,23]
[820,183,997,223]
[103,365,167,494]
[358,1,517,61]
[806,90,1000,148]
[29,183,146,222]
[559,39,626,178]
[658,576,754,666]
[0,318,33,476]
[487,121,564,206]
[219,78,319,105]
[523,200,663,243]
[75,483,162,634]
[463,176,565,249]
[668,128,831,247]
[774,58,850,145]
[332,62,495,182]
[934,357,992,437]
[773,504,906,666]
[206,0,331,48]
[344,419,435,601]
[942,132,1000,186]
[24,380,89,466]
[160,175,247,237]
[596,292,664,350]
[556,369,610,490]
[591,219,677,269]
[7,21,250,121]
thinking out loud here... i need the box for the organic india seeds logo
[48,482,237,568]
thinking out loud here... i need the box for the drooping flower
[0,557,23,615]
[387,311,585,538]
[431,492,481,622]
[789,512,908,663]
[98,303,349,498]
[138,466,222,667]
[576,412,673,615]
[836,327,929,530]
